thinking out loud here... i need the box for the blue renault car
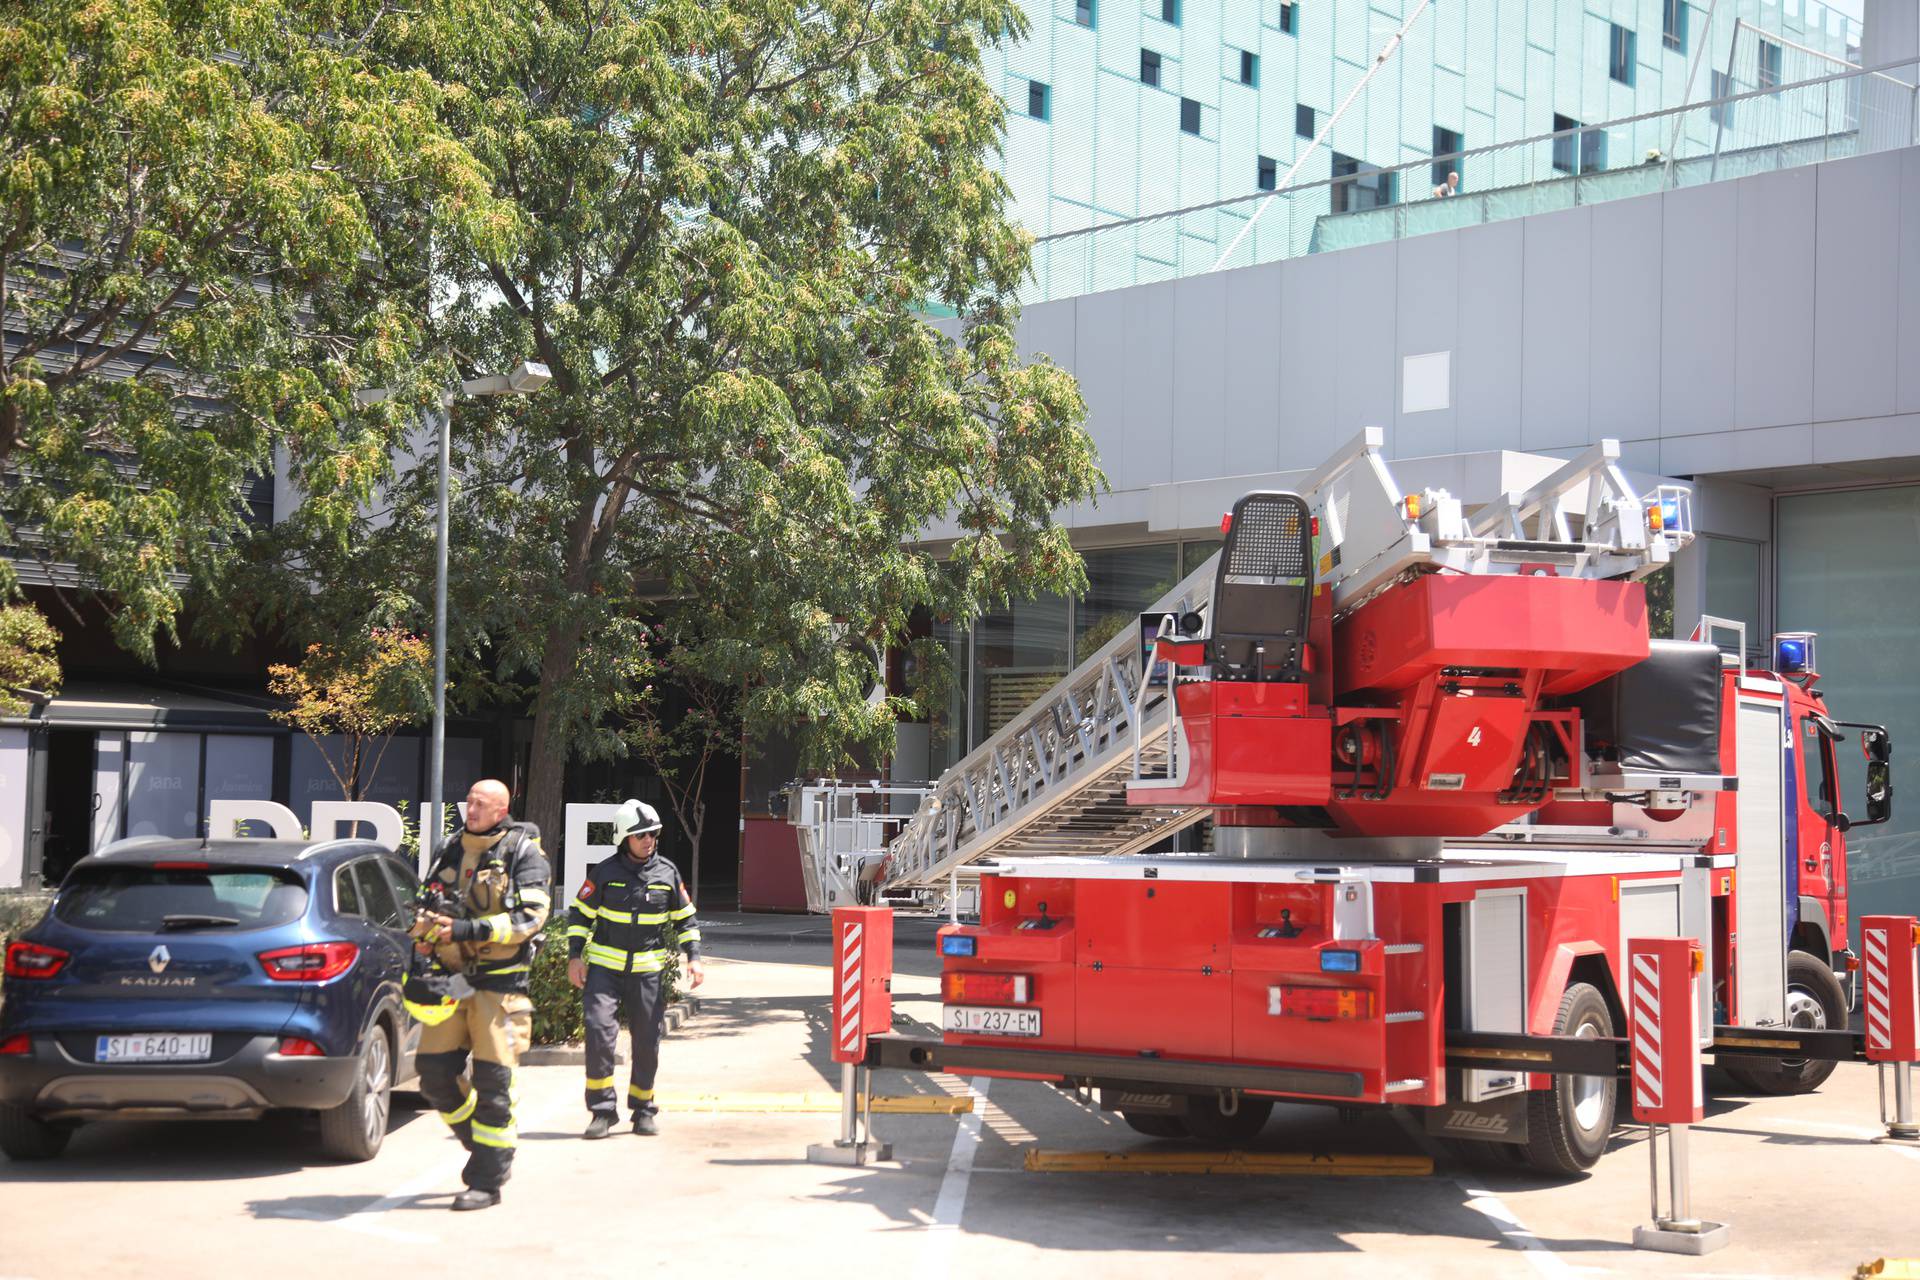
[0,837,423,1162]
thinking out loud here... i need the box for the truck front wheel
[1720,951,1847,1095]
[1520,981,1616,1175]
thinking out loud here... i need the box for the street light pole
[354,361,550,859]
[428,396,451,851]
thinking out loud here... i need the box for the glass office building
[986,0,1861,297]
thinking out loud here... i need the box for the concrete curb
[522,996,702,1066]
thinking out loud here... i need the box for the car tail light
[276,1037,325,1057]
[258,942,358,982]
[4,940,70,980]
[152,861,211,870]
[943,972,1033,1005]
[0,1034,30,1056]
[1269,985,1371,1021]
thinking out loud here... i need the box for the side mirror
[1865,758,1893,826]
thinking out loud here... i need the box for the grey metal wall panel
[1734,166,1818,431]
[1122,283,1179,492]
[1222,260,1286,475]
[1015,298,1078,369]
[1659,180,1738,439]
[1588,197,1663,442]
[1277,251,1342,470]
[1395,229,1460,456]
[1813,152,1903,424]
[1073,290,1131,486]
[1900,147,1920,416]
[1662,424,1813,476]
[1520,206,1592,452]
[1171,272,1231,483]
[1335,242,1400,453]
[1455,218,1526,453]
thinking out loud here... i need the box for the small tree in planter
[269,629,432,801]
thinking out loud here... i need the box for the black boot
[633,1113,659,1136]
[585,1113,615,1140]
[452,1188,501,1211]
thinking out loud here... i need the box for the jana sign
[208,800,625,894]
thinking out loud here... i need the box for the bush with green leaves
[526,918,686,1046]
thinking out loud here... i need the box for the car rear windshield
[56,865,309,933]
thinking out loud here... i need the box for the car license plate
[943,1005,1041,1037]
[95,1033,213,1064]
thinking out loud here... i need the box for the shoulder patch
[578,879,595,898]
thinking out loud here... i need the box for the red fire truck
[793,430,1896,1174]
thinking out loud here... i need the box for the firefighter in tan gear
[407,779,551,1210]
[566,799,705,1138]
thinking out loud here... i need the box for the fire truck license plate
[943,1006,1041,1037]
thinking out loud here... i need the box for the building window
[1609,24,1635,86]
[1161,0,1179,24]
[1239,49,1258,86]
[1330,151,1394,213]
[1075,545,1181,660]
[1180,96,1202,134]
[1758,38,1782,89]
[1141,48,1162,87]
[1710,70,1733,129]
[1663,0,1687,53]
[1431,125,1462,188]
[1552,113,1605,174]
[1279,2,1296,34]
[1257,155,1277,190]
[1295,102,1314,138]
[1076,0,1095,26]
[1028,80,1050,121]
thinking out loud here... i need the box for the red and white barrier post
[1627,936,1730,1255]
[808,907,895,1166]
[1861,914,1920,1144]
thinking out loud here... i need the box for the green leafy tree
[0,0,515,654]
[268,629,433,800]
[260,0,1102,838]
[0,603,61,717]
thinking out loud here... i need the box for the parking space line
[1022,1148,1433,1176]
[919,1076,992,1280]
[1395,1115,1580,1280]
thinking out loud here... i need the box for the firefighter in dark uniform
[407,779,552,1210]
[566,799,705,1137]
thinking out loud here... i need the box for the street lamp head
[505,361,551,394]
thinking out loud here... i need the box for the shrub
[525,918,686,1046]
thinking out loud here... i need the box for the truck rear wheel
[1720,951,1847,1096]
[1182,1094,1274,1145]
[1120,1112,1189,1139]
[1519,982,1616,1176]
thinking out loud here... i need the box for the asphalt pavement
[2,913,1917,1278]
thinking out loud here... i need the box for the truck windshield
[56,865,308,933]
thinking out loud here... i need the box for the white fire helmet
[612,798,663,842]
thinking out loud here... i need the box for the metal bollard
[1862,915,1920,1145]
[1628,937,1730,1255]
[808,907,894,1166]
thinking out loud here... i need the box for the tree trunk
[524,620,585,844]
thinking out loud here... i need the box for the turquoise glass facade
[986,0,1862,296]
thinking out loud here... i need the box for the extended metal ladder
[792,429,1691,910]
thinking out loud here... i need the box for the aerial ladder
[792,426,1689,914]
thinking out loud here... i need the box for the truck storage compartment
[1565,639,1722,774]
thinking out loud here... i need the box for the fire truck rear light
[1271,985,1371,1020]
[944,972,1032,1005]
[940,934,977,958]
[1319,948,1361,973]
